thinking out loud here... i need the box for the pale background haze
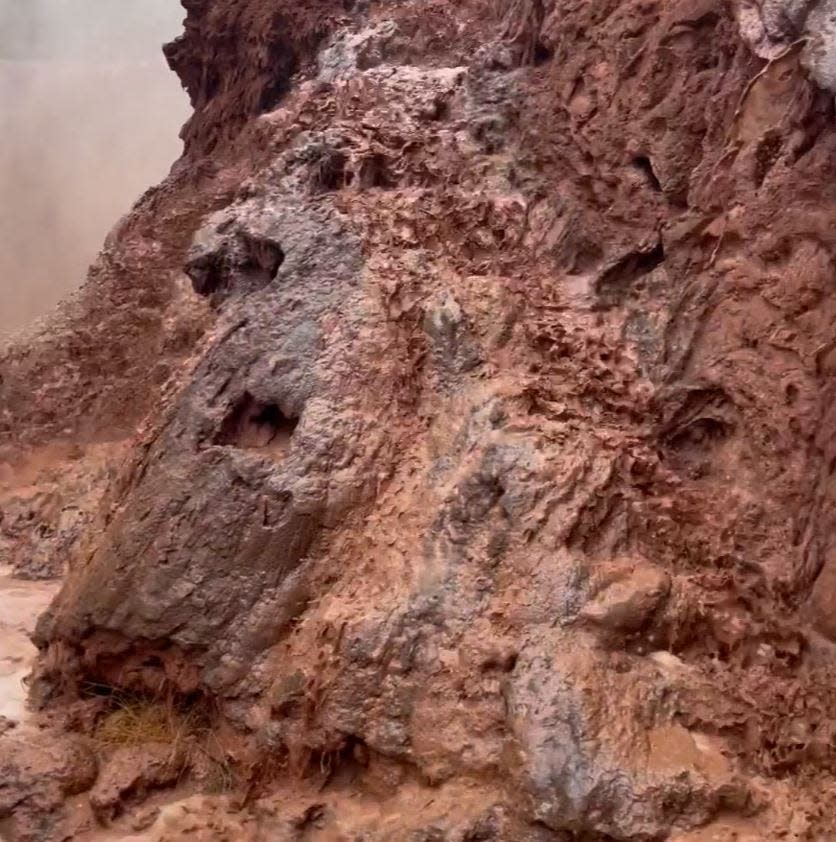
[0,0,189,333]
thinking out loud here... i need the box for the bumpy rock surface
[89,744,184,822]
[0,442,123,580]
[0,732,97,841]
[8,0,836,838]
[738,0,836,90]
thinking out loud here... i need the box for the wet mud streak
[0,566,57,725]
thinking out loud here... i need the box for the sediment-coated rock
[8,0,836,838]
[0,732,97,841]
[89,743,186,822]
[580,564,671,632]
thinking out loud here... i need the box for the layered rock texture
[6,0,836,838]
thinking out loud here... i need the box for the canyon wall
[5,0,836,839]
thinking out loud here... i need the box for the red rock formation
[6,0,836,838]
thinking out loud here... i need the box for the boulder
[90,743,186,822]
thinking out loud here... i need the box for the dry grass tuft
[92,689,240,793]
[96,696,185,747]
[194,731,240,794]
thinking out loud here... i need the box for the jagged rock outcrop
[8,0,836,838]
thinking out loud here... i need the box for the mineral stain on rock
[7,0,836,839]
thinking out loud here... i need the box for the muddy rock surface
[0,731,97,841]
[6,0,836,838]
[89,744,186,823]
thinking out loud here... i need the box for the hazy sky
[0,1,189,334]
[0,0,185,60]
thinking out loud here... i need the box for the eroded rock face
[738,0,836,92]
[13,0,836,838]
[509,647,746,839]
[90,744,185,822]
[0,442,123,581]
[0,732,97,841]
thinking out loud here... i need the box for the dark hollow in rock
[215,393,299,454]
[660,386,737,445]
[311,149,349,193]
[595,240,665,308]
[658,385,738,478]
[239,233,285,284]
[185,232,284,299]
[532,40,553,65]
[633,155,662,192]
[358,153,396,190]
[258,19,300,112]
[754,130,784,188]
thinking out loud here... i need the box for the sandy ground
[0,565,57,725]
